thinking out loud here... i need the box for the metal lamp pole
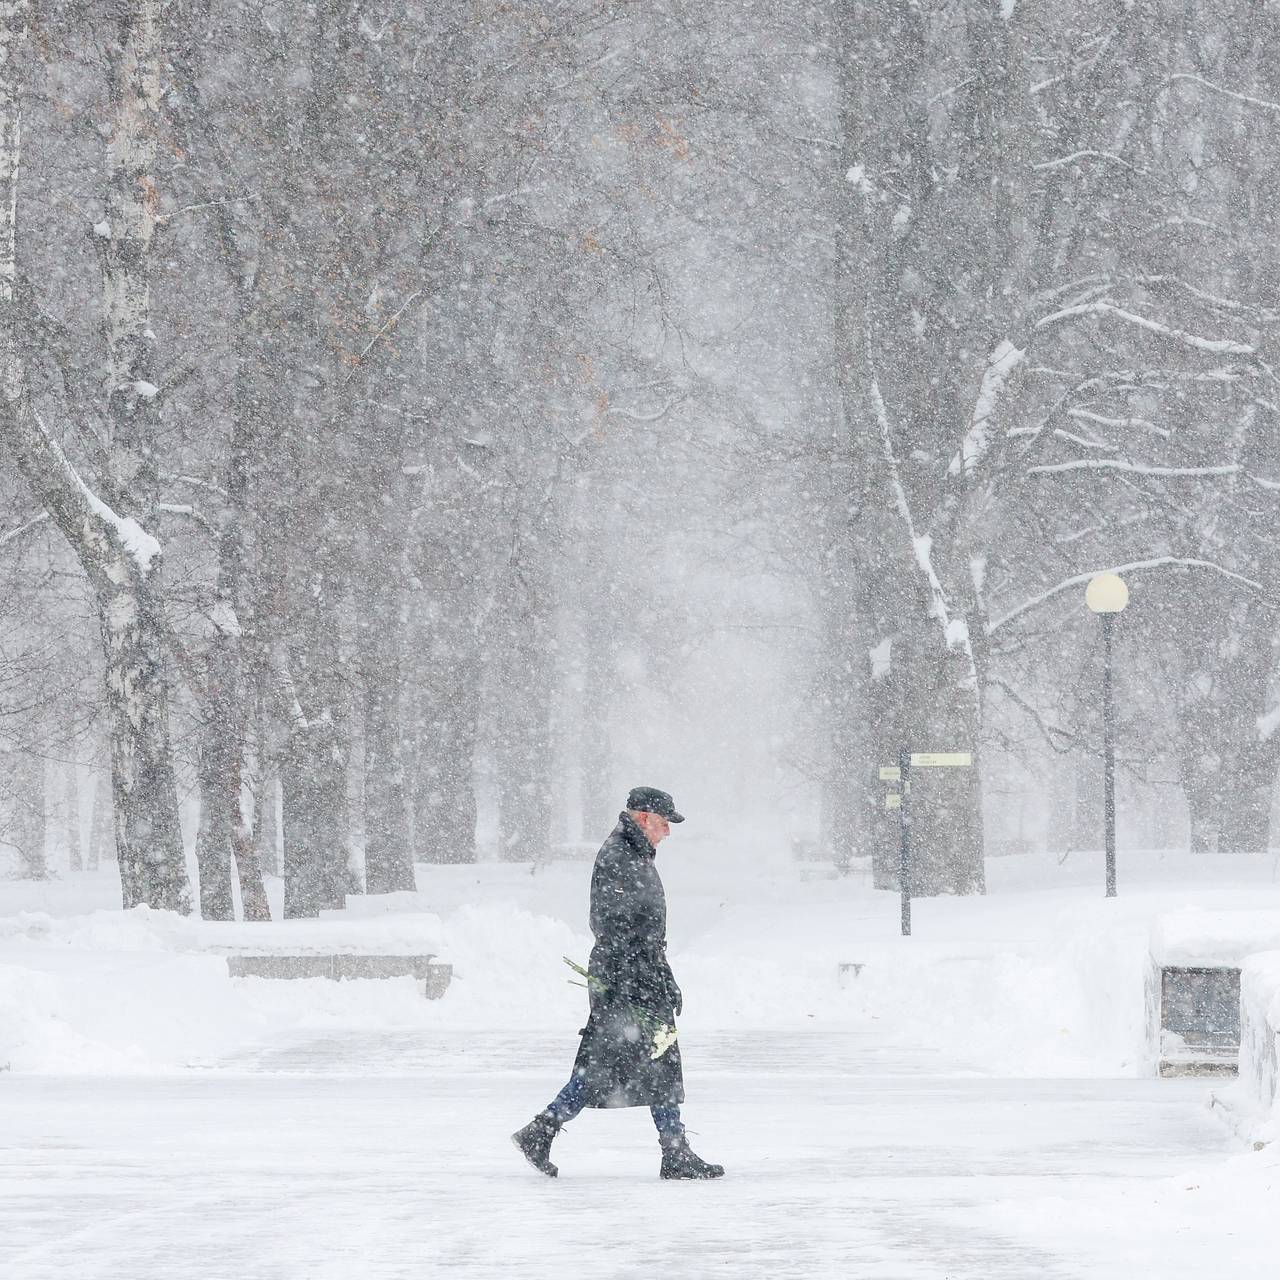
[1101,611,1116,898]
[1086,573,1129,899]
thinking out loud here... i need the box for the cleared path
[0,1030,1241,1280]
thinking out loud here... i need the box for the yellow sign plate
[885,794,901,810]
[879,766,901,781]
[909,752,973,768]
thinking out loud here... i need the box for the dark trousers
[545,1074,683,1140]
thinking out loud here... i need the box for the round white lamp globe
[1085,572,1129,614]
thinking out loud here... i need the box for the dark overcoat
[571,812,685,1108]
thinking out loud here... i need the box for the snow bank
[4,848,1279,1079]
[1211,951,1280,1144]
[1149,908,1280,967]
[0,901,590,1073]
[1241,953,1280,1126]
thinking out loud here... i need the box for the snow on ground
[4,839,1278,1076]
[1,838,1279,1275]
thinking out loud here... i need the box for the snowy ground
[2,839,1279,1277]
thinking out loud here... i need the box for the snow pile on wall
[1148,909,1280,967]
[1236,952,1280,1141]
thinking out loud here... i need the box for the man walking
[512,787,724,1180]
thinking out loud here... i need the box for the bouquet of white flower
[562,956,678,1060]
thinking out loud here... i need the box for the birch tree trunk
[0,0,189,913]
[101,0,162,506]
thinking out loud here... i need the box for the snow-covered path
[0,1029,1245,1280]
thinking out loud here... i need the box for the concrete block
[227,954,452,998]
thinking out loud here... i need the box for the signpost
[897,750,913,936]
[879,751,974,936]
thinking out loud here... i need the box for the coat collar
[616,811,656,859]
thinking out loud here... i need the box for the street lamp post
[1085,572,1129,898]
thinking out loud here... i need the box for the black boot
[659,1135,725,1180]
[512,1112,561,1178]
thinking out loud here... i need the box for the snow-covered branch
[604,396,681,423]
[1036,301,1255,356]
[0,510,47,549]
[947,340,1026,479]
[989,558,1266,634]
[1169,73,1280,117]
[1028,459,1242,479]
[155,192,260,224]
[1135,275,1280,322]
[161,472,229,500]
[869,380,974,660]
[1052,427,1108,450]
[157,501,216,537]
[270,646,309,734]
[1067,408,1169,438]
[1032,150,1137,172]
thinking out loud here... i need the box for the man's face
[633,810,671,846]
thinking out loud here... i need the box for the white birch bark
[99,0,163,504]
[0,0,189,913]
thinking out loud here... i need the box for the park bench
[225,952,451,998]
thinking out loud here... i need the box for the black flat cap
[626,786,684,823]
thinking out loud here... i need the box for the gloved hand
[669,976,683,1018]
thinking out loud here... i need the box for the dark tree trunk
[363,653,415,893]
[415,625,480,864]
[254,764,280,879]
[817,556,871,868]
[282,716,351,918]
[193,335,261,920]
[1174,599,1280,855]
[231,774,271,921]
[869,632,985,895]
[194,634,238,920]
[359,490,415,895]
[495,591,553,864]
[274,593,354,918]
[63,760,82,873]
